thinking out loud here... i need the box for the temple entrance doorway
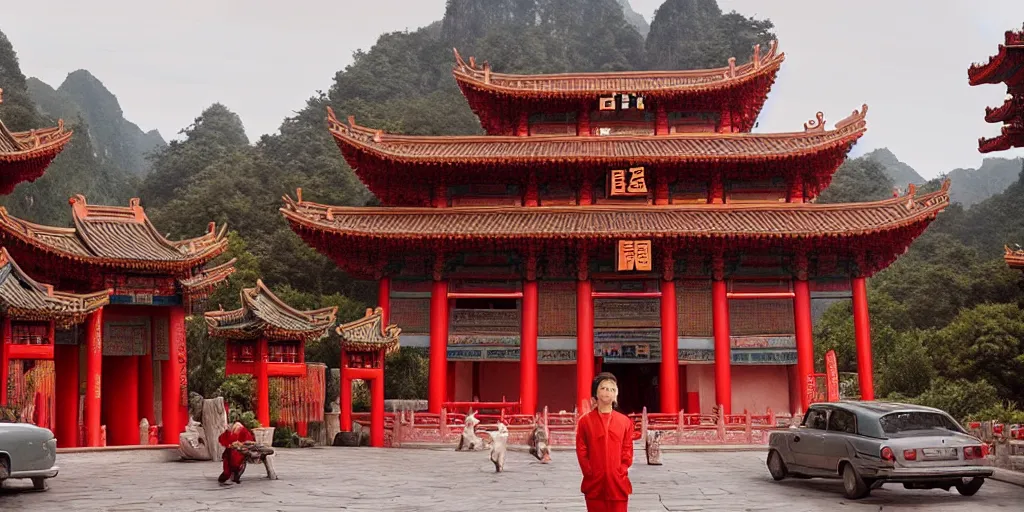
[601,362,659,414]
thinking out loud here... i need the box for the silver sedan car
[0,422,59,490]
[767,401,993,499]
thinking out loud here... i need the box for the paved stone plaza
[0,447,1020,511]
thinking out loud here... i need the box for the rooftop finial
[803,112,825,132]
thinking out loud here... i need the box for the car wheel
[955,477,984,496]
[841,463,870,500]
[31,477,46,491]
[766,450,787,481]
[0,456,9,484]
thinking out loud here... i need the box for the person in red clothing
[218,422,256,484]
[576,372,635,512]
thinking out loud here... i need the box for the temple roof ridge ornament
[0,247,111,326]
[205,278,337,341]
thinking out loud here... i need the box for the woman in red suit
[576,372,635,512]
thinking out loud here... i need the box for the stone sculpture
[178,417,211,460]
[139,418,150,446]
[645,430,663,465]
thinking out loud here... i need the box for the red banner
[825,350,840,401]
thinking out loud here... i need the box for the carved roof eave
[451,41,784,100]
[0,248,110,325]
[968,23,1024,86]
[281,179,950,255]
[336,306,400,354]
[0,120,74,162]
[0,200,231,275]
[978,125,1024,153]
[326,104,868,166]
[204,279,336,341]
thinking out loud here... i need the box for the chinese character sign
[608,166,647,196]
[598,93,645,111]
[617,240,652,271]
[825,350,840,401]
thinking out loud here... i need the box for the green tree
[927,303,1024,401]
[645,0,775,70]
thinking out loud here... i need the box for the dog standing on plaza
[489,422,509,472]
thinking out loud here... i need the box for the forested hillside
[2,1,1023,421]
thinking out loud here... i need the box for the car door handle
[793,436,800,442]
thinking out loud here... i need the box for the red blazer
[575,409,635,500]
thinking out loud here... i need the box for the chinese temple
[281,42,950,417]
[969,22,1024,153]
[205,279,336,433]
[0,88,73,194]
[0,247,109,444]
[0,195,235,446]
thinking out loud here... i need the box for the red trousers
[585,499,628,512]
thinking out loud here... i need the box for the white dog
[489,422,509,472]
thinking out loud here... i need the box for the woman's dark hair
[591,372,618,398]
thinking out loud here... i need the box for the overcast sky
[5,1,1024,179]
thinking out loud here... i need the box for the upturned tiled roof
[968,23,1024,86]
[281,180,949,242]
[328,104,866,164]
[0,248,109,326]
[0,90,73,194]
[453,41,783,97]
[0,195,229,274]
[1006,245,1024,270]
[453,42,784,133]
[205,279,337,342]
[336,306,400,354]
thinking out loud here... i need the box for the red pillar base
[54,343,80,448]
[371,374,384,447]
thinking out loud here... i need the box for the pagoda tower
[0,195,235,446]
[969,22,1024,153]
[0,88,73,194]
[282,42,950,416]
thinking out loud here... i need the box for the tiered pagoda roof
[281,181,951,279]
[454,42,784,134]
[205,279,337,341]
[0,248,109,326]
[0,89,74,194]
[968,23,1024,153]
[327,105,869,202]
[0,195,235,306]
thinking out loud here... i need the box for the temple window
[11,321,49,345]
[725,177,788,203]
[667,111,719,133]
[527,112,577,136]
[268,341,301,363]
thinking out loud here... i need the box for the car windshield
[878,411,964,435]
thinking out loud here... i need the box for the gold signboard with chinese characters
[608,166,647,196]
[598,94,645,111]
[616,240,652,271]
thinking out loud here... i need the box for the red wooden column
[0,318,9,406]
[256,336,270,428]
[659,260,679,413]
[852,275,874,400]
[520,274,539,416]
[711,257,732,414]
[516,111,529,136]
[378,276,391,326]
[85,309,103,447]
[370,372,385,447]
[428,277,449,413]
[655,104,669,135]
[161,306,186,444]
[340,347,351,432]
[139,336,154,425]
[55,334,80,447]
[793,260,814,412]
[576,253,594,411]
[577,103,591,136]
